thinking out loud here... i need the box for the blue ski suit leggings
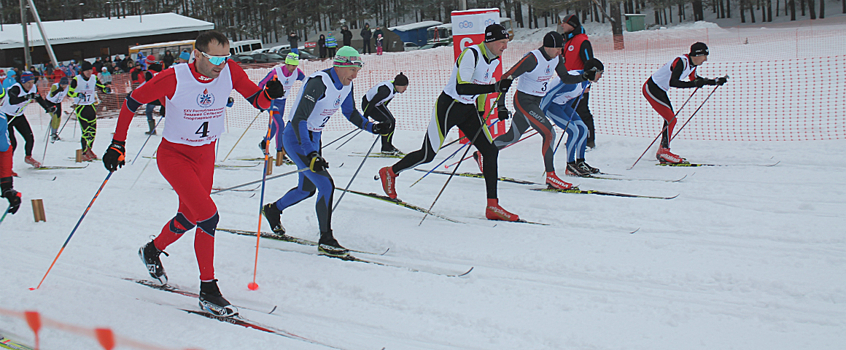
[263,98,287,151]
[272,123,334,233]
[544,100,588,163]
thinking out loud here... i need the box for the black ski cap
[543,31,565,48]
[562,14,581,29]
[81,61,93,72]
[394,72,408,86]
[484,24,509,43]
[690,42,709,57]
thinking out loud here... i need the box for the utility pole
[459,0,467,10]
[21,0,32,69]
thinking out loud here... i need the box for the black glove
[716,76,728,86]
[694,77,708,88]
[104,86,112,94]
[47,105,58,114]
[226,97,235,107]
[103,140,126,172]
[582,70,600,81]
[307,151,328,172]
[77,92,87,100]
[264,79,285,99]
[494,78,513,93]
[371,122,392,135]
[706,78,719,86]
[2,188,21,214]
[497,105,511,121]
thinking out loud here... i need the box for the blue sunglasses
[200,51,231,65]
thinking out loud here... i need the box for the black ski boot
[261,203,285,234]
[258,140,268,153]
[138,241,168,284]
[318,230,349,257]
[577,159,600,174]
[199,279,238,317]
[565,162,590,177]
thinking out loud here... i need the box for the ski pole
[31,171,113,290]
[130,117,164,165]
[129,150,157,190]
[419,85,508,226]
[444,131,539,169]
[0,205,11,227]
[211,167,308,194]
[407,143,468,188]
[222,110,264,162]
[335,129,364,150]
[40,125,51,165]
[333,136,379,211]
[56,110,72,137]
[247,109,276,291]
[628,87,701,170]
[322,128,359,149]
[670,82,724,142]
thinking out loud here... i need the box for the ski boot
[84,149,99,160]
[199,279,238,317]
[546,172,575,190]
[138,241,168,285]
[485,198,519,221]
[145,119,157,135]
[576,159,600,174]
[50,133,61,143]
[565,162,590,177]
[24,156,42,168]
[318,230,349,257]
[378,166,398,199]
[656,147,686,164]
[381,146,403,156]
[261,203,285,235]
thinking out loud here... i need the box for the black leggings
[391,93,500,199]
[363,103,396,150]
[7,114,34,157]
[75,105,97,152]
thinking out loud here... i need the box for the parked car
[250,52,287,63]
[403,42,419,51]
[230,54,256,64]
[417,42,451,50]
[276,48,320,61]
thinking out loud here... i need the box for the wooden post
[75,149,83,162]
[31,199,45,222]
[266,159,273,175]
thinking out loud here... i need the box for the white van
[230,40,263,55]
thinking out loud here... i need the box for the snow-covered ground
[1,17,844,350]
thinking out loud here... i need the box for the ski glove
[716,76,728,86]
[497,105,511,121]
[494,78,513,93]
[226,97,235,108]
[103,139,126,172]
[264,79,285,99]
[1,189,21,215]
[307,151,329,172]
[47,105,58,115]
[372,122,392,135]
[694,77,708,88]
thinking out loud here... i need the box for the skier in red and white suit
[102,31,284,317]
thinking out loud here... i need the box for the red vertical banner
[451,8,506,143]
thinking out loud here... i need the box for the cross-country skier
[67,60,110,161]
[377,24,521,221]
[361,72,409,155]
[44,77,70,142]
[0,71,54,168]
[102,31,285,317]
[0,84,22,215]
[261,46,390,257]
[482,31,588,190]
[561,14,599,149]
[644,42,727,164]
[257,52,306,163]
[539,58,605,176]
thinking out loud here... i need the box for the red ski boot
[546,172,574,190]
[485,198,519,221]
[378,166,398,199]
[656,147,686,164]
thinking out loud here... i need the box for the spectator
[326,32,338,58]
[0,69,6,85]
[99,67,112,85]
[341,26,353,47]
[2,70,16,90]
[318,34,327,59]
[374,26,384,42]
[360,23,372,54]
[175,51,191,65]
[288,31,299,54]
[163,50,175,68]
[93,57,103,73]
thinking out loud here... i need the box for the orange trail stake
[24,311,41,350]
[95,328,115,350]
[31,172,112,290]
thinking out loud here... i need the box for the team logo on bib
[545,66,552,74]
[333,96,342,108]
[197,88,215,108]
[483,70,490,80]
